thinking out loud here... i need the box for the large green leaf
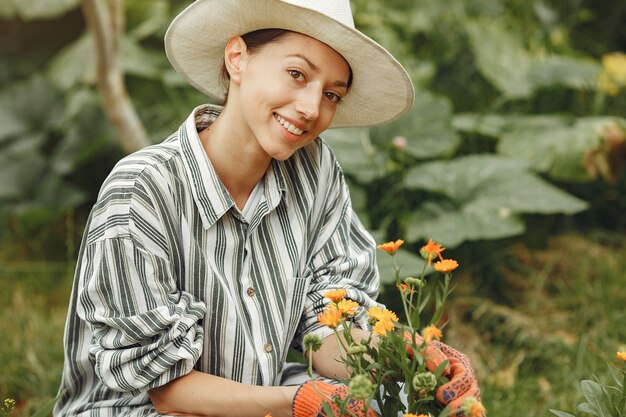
[406,199,525,248]
[530,55,600,91]
[47,34,95,91]
[0,74,63,135]
[0,95,27,142]
[497,117,625,182]
[465,19,600,98]
[404,155,587,247]
[322,127,387,183]
[126,0,169,41]
[122,38,167,79]
[453,113,569,138]
[405,155,528,202]
[465,19,534,99]
[0,0,80,20]
[0,135,47,200]
[370,90,460,159]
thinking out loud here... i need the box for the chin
[270,151,295,161]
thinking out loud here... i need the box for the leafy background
[0,0,625,416]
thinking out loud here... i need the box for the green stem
[620,372,626,416]
[392,253,401,282]
[401,291,413,331]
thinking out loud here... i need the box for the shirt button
[246,287,255,297]
[263,343,273,353]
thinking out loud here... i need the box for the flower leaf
[579,380,613,417]
[549,410,576,417]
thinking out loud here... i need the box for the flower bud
[348,344,368,355]
[412,371,437,393]
[405,277,425,288]
[349,374,375,400]
[303,334,323,352]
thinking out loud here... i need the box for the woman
[54,1,481,416]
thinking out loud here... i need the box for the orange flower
[420,239,445,265]
[404,414,428,417]
[337,299,360,316]
[377,239,404,255]
[422,324,442,342]
[264,414,272,417]
[617,352,626,361]
[324,289,347,303]
[318,306,342,329]
[367,306,385,321]
[373,318,396,336]
[434,259,459,273]
[367,306,399,323]
[397,283,416,294]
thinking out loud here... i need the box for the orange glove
[292,380,379,417]
[404,332,484,416]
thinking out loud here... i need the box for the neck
[199,106,271,210]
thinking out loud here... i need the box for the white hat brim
[165,0,414,128]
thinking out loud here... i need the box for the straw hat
[165,0,414,128]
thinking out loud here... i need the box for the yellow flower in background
[617,351,626,361]
[598,52,626,96]
[434,259,459,273]
[422,324,443,342]
[318,305,342,329]
[420,239,446,265]
[377,239,404,255]
[373,318,396,336]
[604,53,626,83]
[404,414,428,417]
[337,299,360,316]
[324,289,347,303]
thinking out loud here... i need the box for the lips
[274,114,305,136]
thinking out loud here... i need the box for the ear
[223,36,248,85]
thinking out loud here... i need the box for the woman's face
[231,31,351,161]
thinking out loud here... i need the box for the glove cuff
[292,380,337,417]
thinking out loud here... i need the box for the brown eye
[288,69,304,81]
[324,91,342,104]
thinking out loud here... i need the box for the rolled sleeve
[297,167,382,350]
[78,237,205,393]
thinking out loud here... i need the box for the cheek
[315,106,338,130]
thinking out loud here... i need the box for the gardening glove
[292,380,379,417]
[404,332,484,416]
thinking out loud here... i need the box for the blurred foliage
[0,0,625,414]
[0,0,625,259]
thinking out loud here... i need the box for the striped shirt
[54,104,381,416]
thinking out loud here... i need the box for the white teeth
[275,114,304,135]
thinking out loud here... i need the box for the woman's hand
[292,380,379,417]
[404,332,484,416]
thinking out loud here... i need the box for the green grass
[0,262,72,417]
[1,233,625,417]
[459,233,626,416]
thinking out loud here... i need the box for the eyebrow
[287,53,349,88]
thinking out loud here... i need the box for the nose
[295,85,322,121]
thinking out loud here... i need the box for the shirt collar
[178,104,287,229]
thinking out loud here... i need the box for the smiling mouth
[274,114,305,136]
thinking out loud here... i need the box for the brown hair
[219,28,353,104]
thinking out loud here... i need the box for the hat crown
[280,0,355,28]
